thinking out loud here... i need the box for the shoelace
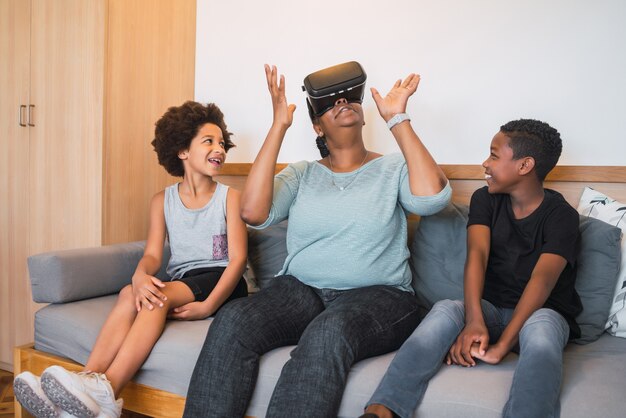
[77,371,108,382]
[76,371,112,397]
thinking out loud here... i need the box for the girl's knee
[114,285,138,316]
[117,285,135,305]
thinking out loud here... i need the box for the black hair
[151,101,234,177]
[500,119,562,181]
[315,136,330,158]
[306,100,330,158]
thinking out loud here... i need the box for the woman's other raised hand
[371,73,420,122]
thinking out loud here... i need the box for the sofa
[15,179,626,418]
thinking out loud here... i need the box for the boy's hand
[169,301,212,321]
[446,321,489,367]
[371,73,420,122]
[131,272,166,312]
[265,64,296,129]
[471,341,510,365]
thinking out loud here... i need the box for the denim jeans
[367,299,570,418]
[183,275,420,418]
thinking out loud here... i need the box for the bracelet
[386,113,411,130]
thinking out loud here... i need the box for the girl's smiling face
[179,123,226,176]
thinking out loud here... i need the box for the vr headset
[302,61,367,118]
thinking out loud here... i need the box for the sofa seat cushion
[35,297,626,417]
[35,295,209,396]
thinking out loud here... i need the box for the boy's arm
[447,224,491,367]
[132,191,167,311]
[170,188,248,320]
[472,253,567,364]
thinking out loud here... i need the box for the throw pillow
[577,187,626,338]
[410,203,468,315]
[573,216,622,344]
[247,220,288,289]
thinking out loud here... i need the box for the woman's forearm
[391,121,448,195]
[240,123,288,225]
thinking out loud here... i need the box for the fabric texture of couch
[26,203,626,417]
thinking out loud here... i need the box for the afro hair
[152,101,234,177]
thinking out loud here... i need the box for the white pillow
[577,187,626,338]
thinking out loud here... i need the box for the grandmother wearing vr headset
[183,62,451,418]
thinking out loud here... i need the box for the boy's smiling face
[482,131,522,194]
[179,122,226,177]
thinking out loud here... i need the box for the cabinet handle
[28,104,35,127]
[19,105,27,127]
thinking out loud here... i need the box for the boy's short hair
[152,101,234,177]
[500,119,562,181]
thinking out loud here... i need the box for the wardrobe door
[28,0,105,257]
[0,0,31,368]
[103,0,195,244]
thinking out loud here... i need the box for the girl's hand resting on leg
[131,272,166,311]
[169,301,212,320]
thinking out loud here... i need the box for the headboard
[216,164,626,207]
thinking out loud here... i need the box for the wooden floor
[0,369,150,417]
[0,370,14,417]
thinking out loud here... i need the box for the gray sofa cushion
[27,241,171,303]
[574,216,622,343]
[247,221,288,288]
[34,295,208,396]
[410,203,468,315]
[410,204,622,344]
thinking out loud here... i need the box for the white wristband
[386,113,411,130]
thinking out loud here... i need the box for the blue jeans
[367,299,570,418]
[183,275,421,418]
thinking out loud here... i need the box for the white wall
[195,0,626,165]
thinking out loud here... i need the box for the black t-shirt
[467,186,582,339]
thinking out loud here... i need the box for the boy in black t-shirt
[361,119,582,418]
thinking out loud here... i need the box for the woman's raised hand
[371,73,420,122]
[265,64,296,128]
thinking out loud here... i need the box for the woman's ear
[313,123,324,138]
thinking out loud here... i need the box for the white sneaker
[13,371,72,418]
[41,365,123,418]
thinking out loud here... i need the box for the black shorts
[178,267,248,304]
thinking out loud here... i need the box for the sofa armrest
[27,241,171,303]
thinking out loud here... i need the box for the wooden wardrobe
[0,0,195,370]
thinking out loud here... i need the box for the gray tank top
[164,182,229,279]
